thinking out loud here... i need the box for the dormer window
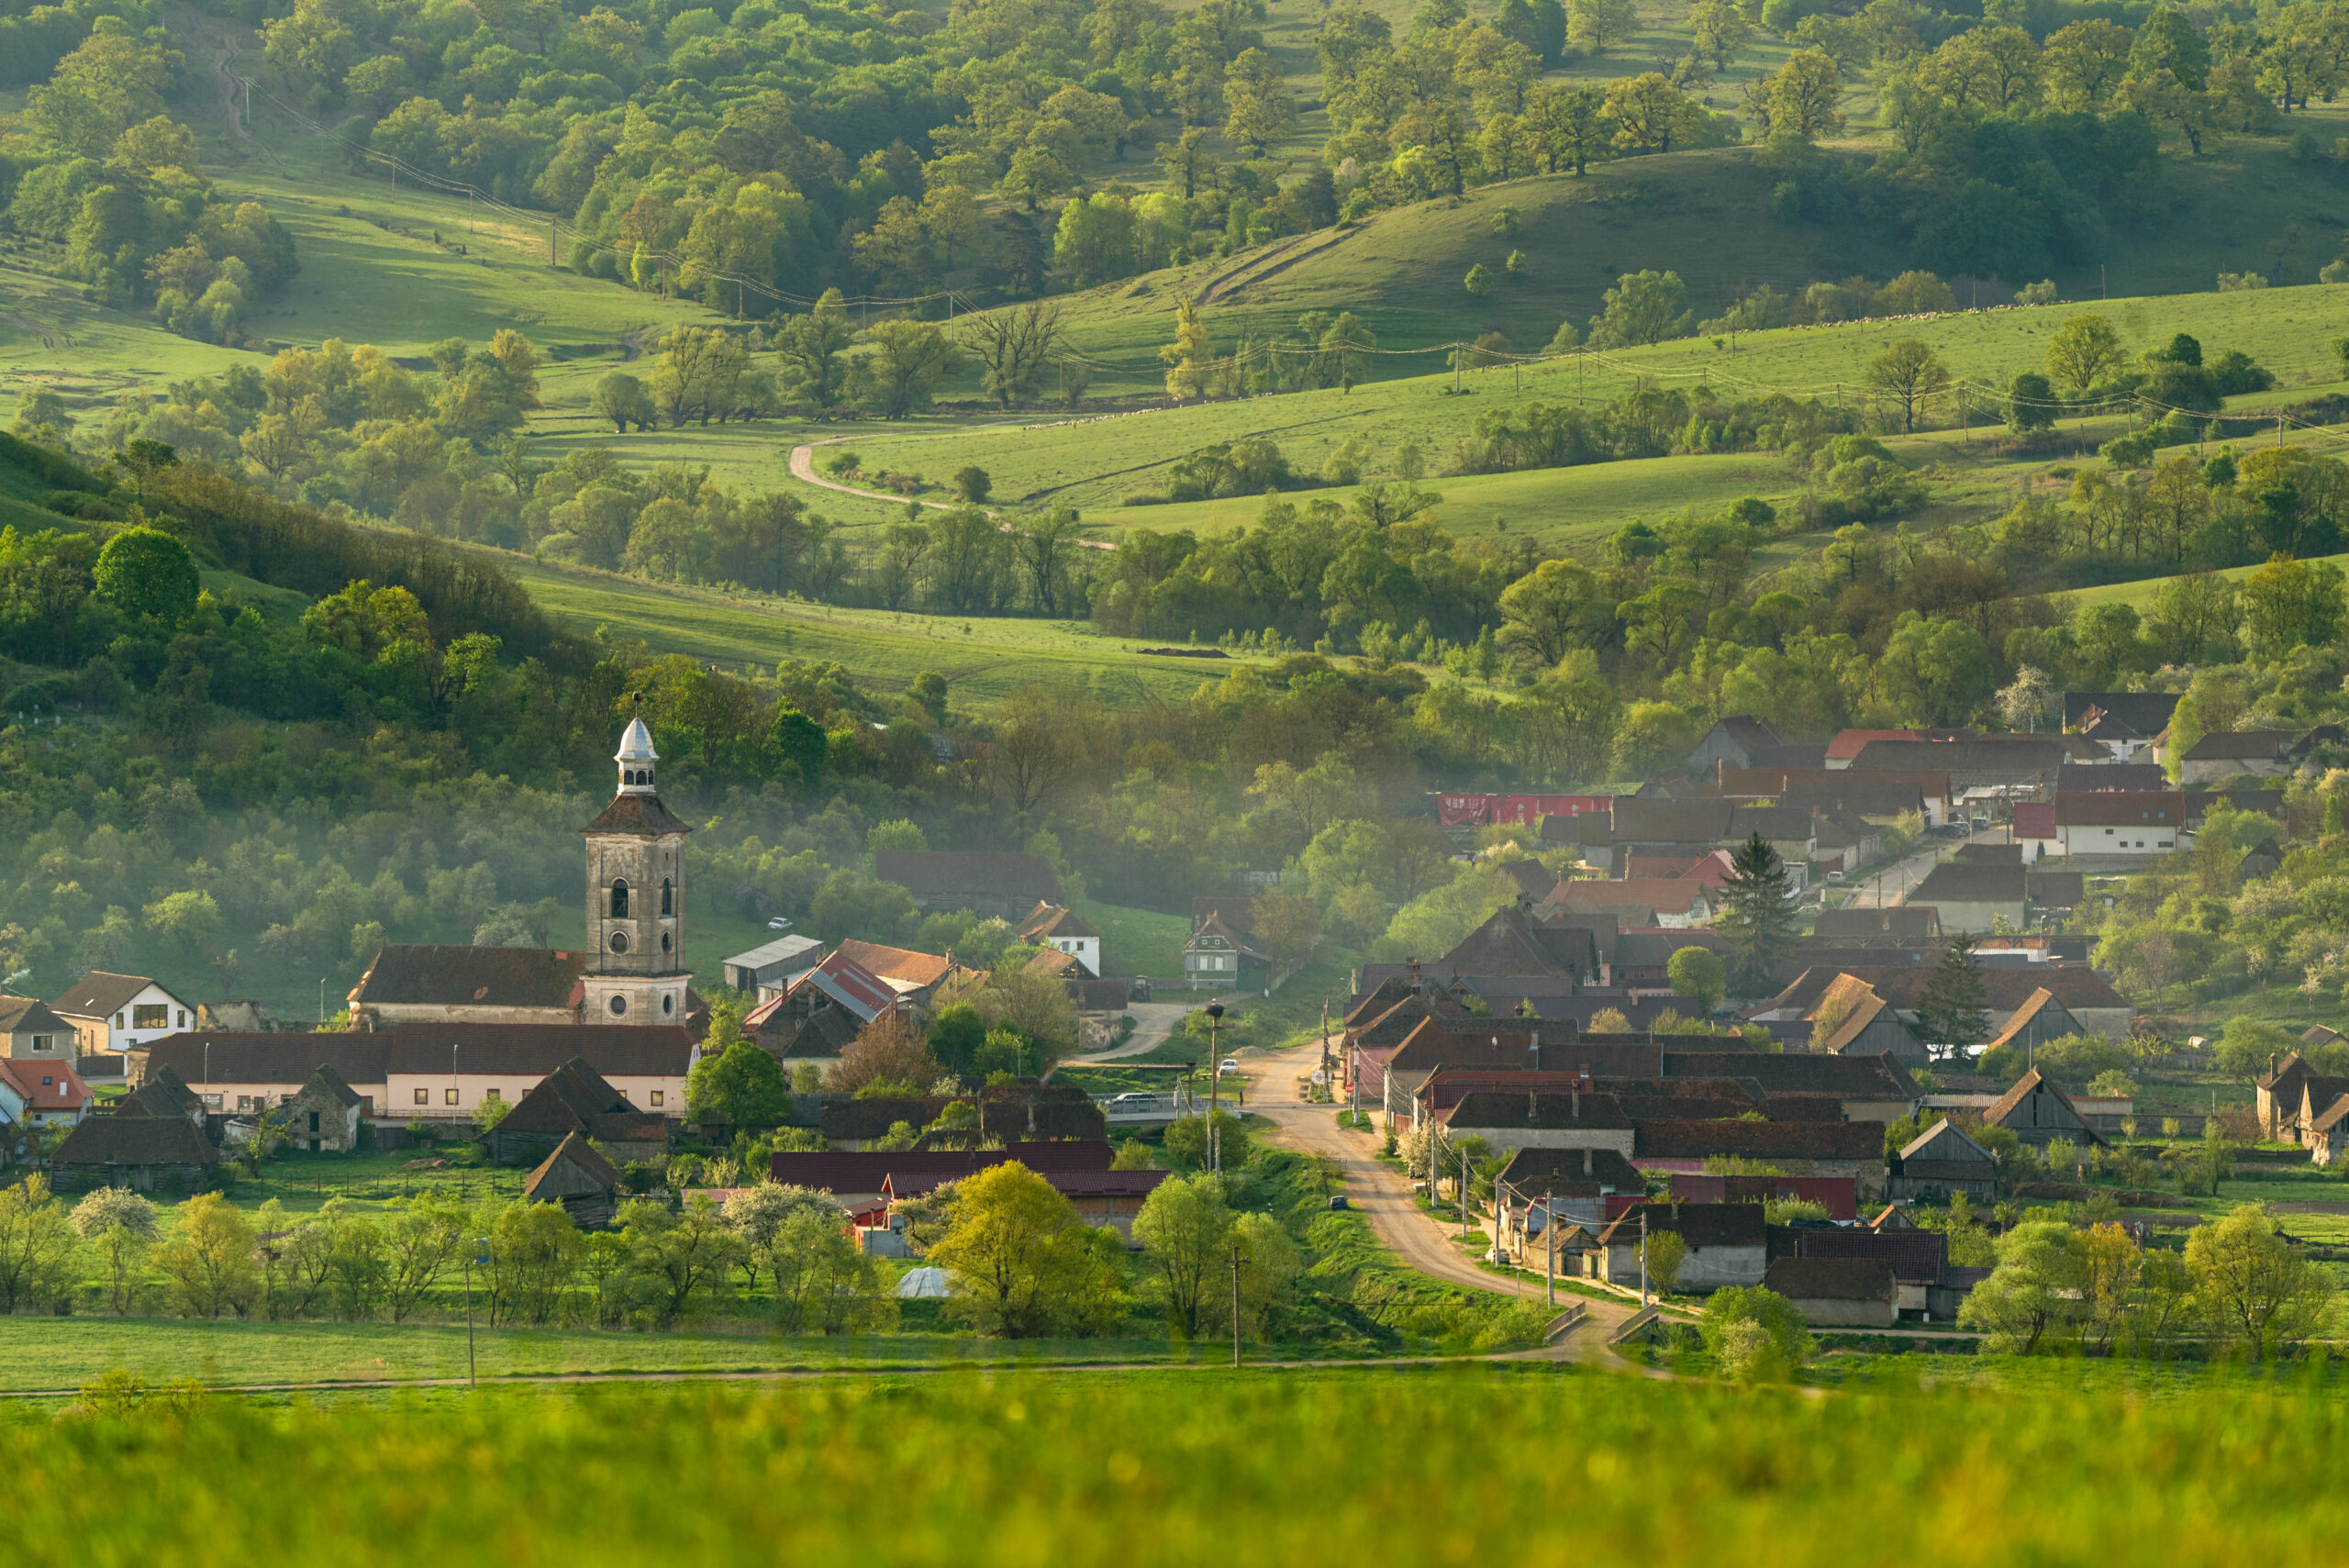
[610,879,630,918]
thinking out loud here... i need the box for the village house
[873,850,1064,919]
[2177,730,2298,785]
[1435,1088,1636,1161]
[0,1057,91,1139]
[2053,791,2188,859]
[1762,1257,1898,1328]
[743,949,901,1063]
[1751,965,2133,1043]
[129,1025,697,1124]
[1904,862,2028,932]
[0,995,73,1061]
[1717,766,1953,827]
[1659,1051,1920,1123]
[1812,907,1942,946]
[1631,1120,1887,1199]
[1887,1118,1998,1203]
[2063,691,2181,757]
[1014,903,1103,978]
[1684,717,1791,775]
[276,1064,364,1152]
[832,940,957,1011]
[46,973,195,1058]
[1593,1202,1767,1291]
[1183,911,1253,989]
[2259,1052,2321,1139]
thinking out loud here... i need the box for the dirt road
[1068,1001,1191,1063]
[1246,1037,1654,1365]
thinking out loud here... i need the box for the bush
[1699,1285,1813,1381]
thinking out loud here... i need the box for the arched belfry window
[662,877,674,917]
[610,878,630,918]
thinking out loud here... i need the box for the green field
[12,1366,2349,1562]
[1072,899,1193,979]
[0,1315,1180,1392]
[497,550,1267,703]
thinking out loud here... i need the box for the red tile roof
[2011,802,2057,839]
[0,1058,88,1114]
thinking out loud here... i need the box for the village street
[1248,1034,1656,1367]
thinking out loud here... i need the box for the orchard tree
[1568,0,1638,56]
[2044,313,2125,395]
[1864,338,1951,432]
[1666,945,1727,1013]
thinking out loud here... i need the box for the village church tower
[581,717,692,1026]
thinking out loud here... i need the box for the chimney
[1409,956,1420,988]
[1583,1145,1593,1176]
[1528,1090,1536,1120]
[1531,1030,1542,1072]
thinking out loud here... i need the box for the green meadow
[11,1367,2349,1562]
[0,1316,1175,1393]
[495,550,1264,703]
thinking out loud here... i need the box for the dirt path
[786,436,1122,551]
[1246,1037,1659,1369]
[1068,1000,1193,1064]
[788,439,1000,517]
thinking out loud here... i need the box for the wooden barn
[1982,1070,2104,1150]
[522,1132,622,1229]
[1887,1118,1998,1202]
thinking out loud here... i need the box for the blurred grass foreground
[17,1363,2349,1564]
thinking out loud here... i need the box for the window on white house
[415,1087,429,1105]
[651,1090,665,1106]
[484,1086,500,1101]
[133,1005,167,1029]
[29,1036,50,1053]
[445,1088,460,1106]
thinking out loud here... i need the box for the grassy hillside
[495,550,1266,705]
[939,122,2349,401]
[810,282,2349,550]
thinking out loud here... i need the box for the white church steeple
[616,717,658,795]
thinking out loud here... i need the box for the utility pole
[1319,995,1330,1094]
[1460,1141,1472,1240]
[1206,1001,1225,1173]
[466,1236,486,1388]
[1453,343,1463,395]
[551,215,558,265]
[1230,1240,1243,1369]
[1640,1208,1650,1307]
[1544,1196,1555,1307]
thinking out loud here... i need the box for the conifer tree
[1716,831,1798,996]
[1917,935,1990,1062]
